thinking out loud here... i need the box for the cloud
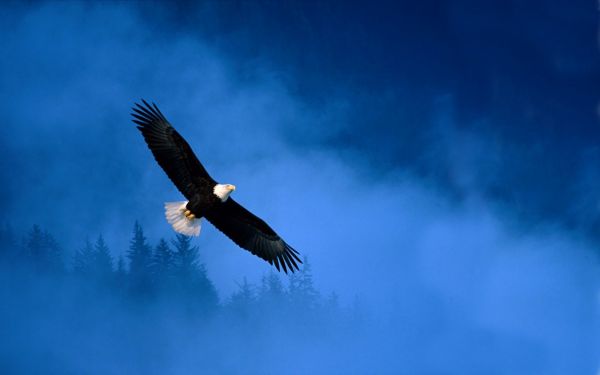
[0,2,598,373]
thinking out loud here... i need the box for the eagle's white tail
[164,201,201,236]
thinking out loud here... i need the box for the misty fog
[1,2,598,374]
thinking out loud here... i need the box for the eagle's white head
[214,183,236,202]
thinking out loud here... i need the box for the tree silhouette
[25,225,63,274]
[288,256,319,311]
[127,222,153,296]
[152,238,174,294]
[73,238,94,275]
[0,220,350,347]
[259,270,285,309]
[153,238,173,278]
[171,234,218,313]
[92,235,113,280]
[172,234,198,278]
[228,277,256,318]
[0,217,360,370]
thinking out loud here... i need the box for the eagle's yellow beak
[228,184,236,191]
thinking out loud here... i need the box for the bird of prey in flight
[131,100,301,273]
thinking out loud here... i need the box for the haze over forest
[1,1,598,374]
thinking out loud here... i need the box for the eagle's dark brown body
[186,181,220,218]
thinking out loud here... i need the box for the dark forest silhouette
[0,222,586,374]
[0,222,359,339]
[0,222,374,373]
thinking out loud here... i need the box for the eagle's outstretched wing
[132,100,215,200]
[205,198,302,273]
[133,100,302,272]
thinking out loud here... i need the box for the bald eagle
[131,100,301,273]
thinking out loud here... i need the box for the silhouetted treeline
[0,222,354,326]
[0,222,368,373]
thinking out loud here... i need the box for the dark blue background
[1,1,598,373]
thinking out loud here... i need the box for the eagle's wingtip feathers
[132,99,304,274]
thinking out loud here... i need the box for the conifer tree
[288,256,319,310]
[259,270,285,308]
[153,238,173,278]
[25,225,63,273]
[92,235,113,279]
[229,277,256,318]
[127,222,151,273]
[73,238,94,275]
[152,238,174,294]
[127,222,153,295]
[172,234,218,311]
[172,234,198,279]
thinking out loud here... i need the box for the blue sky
[1,1,599,373]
